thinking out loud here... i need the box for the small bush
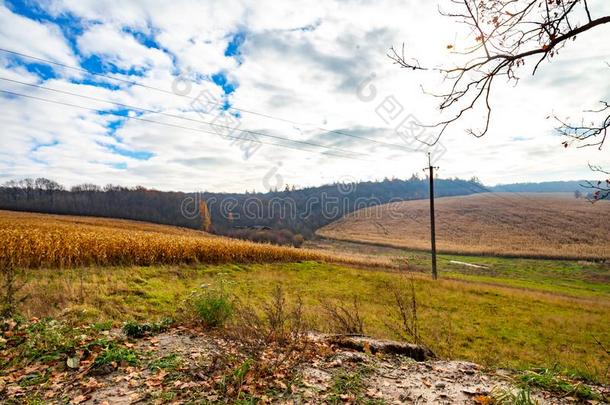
[188,287,233,328]
[320,296,365,335]
[262,285,307,343]
[386,275,421,344]
[292,234,305,248]
[226,285,308,351]
[0,265,28,318]
[225,228,305,247]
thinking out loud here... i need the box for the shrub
[292,234,305,248]
[320,297,365,335]
[225,228,305,247]
[189,287,233,328]
[0,265,27,318]
[386,275,421,344]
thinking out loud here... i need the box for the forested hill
[490,180,588,193]
[0,177,483,238]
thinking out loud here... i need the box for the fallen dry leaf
[71,394,90,404]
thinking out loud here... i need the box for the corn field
[0,210,340,269]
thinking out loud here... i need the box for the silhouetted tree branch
[558,100,610,150]
[389,0,610,144]
[390,0,610,201]
[582,164,610,201]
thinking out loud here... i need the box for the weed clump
[490,387,538,405]
[320,296,365,335]
[148,353,181,372]
[18,318,79,363]
[518,368,601,401]
[0,265,27,318]
[94,345,138,368]
[207,285,321,403]
[123,318,172,338]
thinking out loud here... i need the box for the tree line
[0,176,484,244]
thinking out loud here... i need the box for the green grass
[517,368,601,401]
[491,387,538,405]
[123,318,172,338]
[17,260,610,383]
[94,345,138,367]
[328,368,366,404]
[383,250,610,297]
[18,319,81,363]
[148,353,182,372]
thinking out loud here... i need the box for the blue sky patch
[31,140,59,153]
[225,31,246,61]
[101,143,154,161]
[105,118,126,138]
[212,72,237,95]
[7,58,58,80]
[70,76,121,91]
[98,108,147,140]
[80,54,147,77]
[112,162,128,170]
[123,26,161,50]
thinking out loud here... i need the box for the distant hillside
[490,180,588,193]
[0,176,484,239]
[318,193,610,260]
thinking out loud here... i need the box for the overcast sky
[1,0,609,192]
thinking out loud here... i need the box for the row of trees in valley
[0,176,485,245]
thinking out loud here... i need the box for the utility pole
[426,153,438,280]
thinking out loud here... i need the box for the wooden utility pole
[426,153,438,279]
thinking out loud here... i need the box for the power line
[0,47,413,151]
[0,76,366,158]
[0,89,368,161]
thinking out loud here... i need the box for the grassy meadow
[307,238,610,298]
[12,261,610,384]
[318,193,610,260]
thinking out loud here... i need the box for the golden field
[0,210,379,269]
[318,193,610,259]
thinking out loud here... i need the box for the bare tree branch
[581,164,610,202]
[390,0,610,143]
[557,101,610,150]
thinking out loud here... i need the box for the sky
[0,0,609,192]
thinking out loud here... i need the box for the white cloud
[76,24,171,71]
[0,0,609,192]
[0,4,76,65]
